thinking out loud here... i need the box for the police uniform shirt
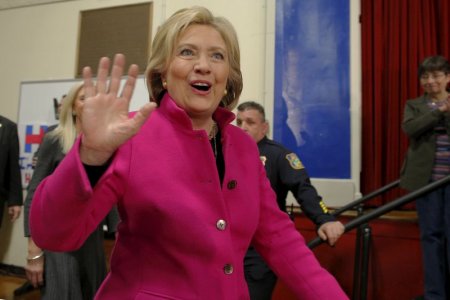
[257,136,335,226]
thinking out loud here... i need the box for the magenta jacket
[30,94,348,300]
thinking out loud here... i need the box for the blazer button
[227,180,237,190]
[223,264,234,275]
[216,219,227,231]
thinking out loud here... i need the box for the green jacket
[400,95,450,191]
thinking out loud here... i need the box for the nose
[194,54,211,74]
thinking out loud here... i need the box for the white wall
[0,0,361,266]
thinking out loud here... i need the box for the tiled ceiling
[0,0,77,10]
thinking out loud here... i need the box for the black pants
[245,269,277,300]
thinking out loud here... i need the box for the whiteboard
[17,76,149,188]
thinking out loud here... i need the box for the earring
[224,89,227,96]
[162,81,167,89]
[72,111,76,117]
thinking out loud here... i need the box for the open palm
[80,54,156,165]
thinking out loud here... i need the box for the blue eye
[180,48,194,56]
[212,52,224,60]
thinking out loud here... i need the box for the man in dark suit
[0,115,23,227]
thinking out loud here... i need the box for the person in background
[14,93,66,297]
[0,115,22,228]
[400,55,450,300]
[236,101,345,300]
[31,94,65,169]
[29,6,348,299]
[24,82,119,299]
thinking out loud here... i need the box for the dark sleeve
[83,162,119,233]
[402,99,444,139]
[6,121,23,207]
[83,163,109,186]
[277,150,335,226]
[24,134,59,236]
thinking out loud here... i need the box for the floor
[0,238,115,300]
[0,276,40,300]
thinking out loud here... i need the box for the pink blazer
[30,94,348,300]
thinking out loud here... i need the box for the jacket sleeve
[29,137,124,251]
[6,121,23,207]
[402,99,445,139]
[252,161,348,299]
[24,134,59,237]
[277,149,335,226]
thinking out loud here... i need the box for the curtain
[361,0,450,207]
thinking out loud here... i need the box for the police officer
[236,101,345,300]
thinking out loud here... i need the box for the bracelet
[27,252,44,261]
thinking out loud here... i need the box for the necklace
[208,121,218,140]
[209,121,218,158]
[212,134,217,158]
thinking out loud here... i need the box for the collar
[158,92,235,132]
[257,136,268,146]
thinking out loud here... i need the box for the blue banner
[274,0,350,178]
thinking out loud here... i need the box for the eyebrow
[176,43,227,53]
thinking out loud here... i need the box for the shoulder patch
[285,153,304,170]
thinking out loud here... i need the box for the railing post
[359,225,371,300]
[352,204,364,300]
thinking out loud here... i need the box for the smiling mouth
[191,82,211,92]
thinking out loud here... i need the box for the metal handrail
[331,179,400,217]
[308,174,450,248]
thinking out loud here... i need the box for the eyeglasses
[420,72,447,81]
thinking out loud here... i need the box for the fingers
[318,228,337,246]
[109,54,126,96]
[121,64,139,100]
[318,222,345,246]
[317,227,328,240]
[26,268,44,287]
[83,54,135,98]
[83,66,95,98]
[37,270,44,286]
[96,56,111,94]
[132,102,157,132]
[327,236,338,247]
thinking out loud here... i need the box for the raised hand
[80,53,156,165]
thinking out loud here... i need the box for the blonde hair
[48,82,83,153]
[145,6,243,110]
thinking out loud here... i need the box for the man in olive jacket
[0,115,22,227]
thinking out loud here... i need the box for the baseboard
[0,263,25,278]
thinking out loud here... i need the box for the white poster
[18,76,149,188]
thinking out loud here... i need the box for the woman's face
[72,87,85,120]
[163,24,230,119]
[420,71,450,96]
